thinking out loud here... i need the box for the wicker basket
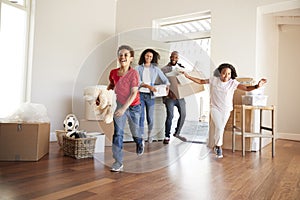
[55,130,67,148]
[62,136,96,159]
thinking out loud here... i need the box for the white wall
[278,25,300,135]
[30,0,116,133]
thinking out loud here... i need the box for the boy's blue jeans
[112,102,142,164]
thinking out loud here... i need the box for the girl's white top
[210,76,239,113]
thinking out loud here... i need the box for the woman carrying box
[135,49,170,143]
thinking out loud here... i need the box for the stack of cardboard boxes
[222,78,270,151]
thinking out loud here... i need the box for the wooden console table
[232,105,275,157]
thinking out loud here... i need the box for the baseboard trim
[277,132,300,141]
[50,132,57,142]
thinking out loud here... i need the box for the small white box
[153,85,168,97]
[242,95,268,106]
[86,132,105,153]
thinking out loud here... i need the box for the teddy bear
[95,89,114,124]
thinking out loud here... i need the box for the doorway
[153,11,212,142]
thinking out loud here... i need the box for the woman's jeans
[164,98,186,138]
[112,102,142,164]
[139,92,155,136]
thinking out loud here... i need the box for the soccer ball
[63,114,79,137]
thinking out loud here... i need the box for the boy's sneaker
[173,133,187,142]
[111,162,123,172]
[215,146,223,158]
[163,137,170,144]
[137,140,145,156]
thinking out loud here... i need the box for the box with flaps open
[166,71,205,99]
[0,122,50,161]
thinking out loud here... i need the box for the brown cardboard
[225,108,253,132]
[79,119,113,146]
[223,77,272,152]
[167,71,205,99]
[222,131,253,151]
[0,123,50,161]
[233,89,247,105]
[224,77,254,150]
[227,77,254,131]
[233,78,254,105]
[236,77,254,85]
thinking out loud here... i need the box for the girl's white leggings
[208,107,231,147]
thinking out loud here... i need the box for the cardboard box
[166,71,205,99]
[79,119,113,146]
[236,77,255,85]
[223,77,271,152]
[233,78,254,105]
[223,131,255,151]
[86,132,105,153]
[0,123,50,161]
[233,89,247,105]
[225,108,253,132]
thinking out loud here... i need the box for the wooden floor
[0,139,300,200]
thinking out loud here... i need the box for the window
[153,11,211,43]
[0,0,31,118]
[153,11,211,70]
